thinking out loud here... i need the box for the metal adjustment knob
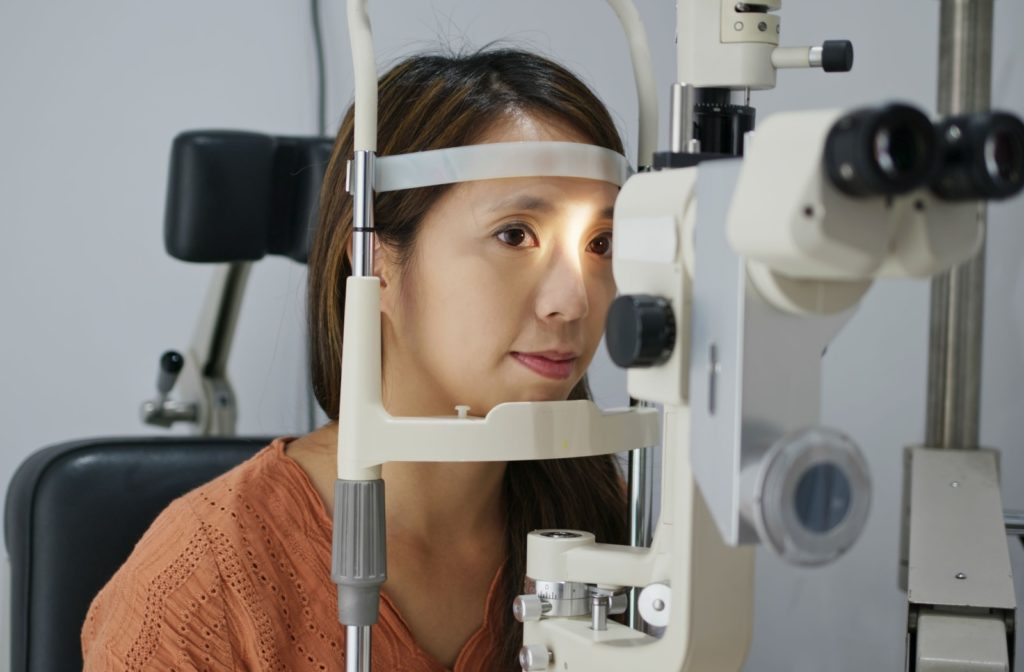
[141,349,198,428]
[518,643,552,671]
[605,295,676,368]
[513,594,550,623]
[820,40,853,72]
[157,350,185,395]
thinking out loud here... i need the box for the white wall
[2,1,1022,670]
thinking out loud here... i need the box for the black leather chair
[4,130,330,672]
[4,437,270,672]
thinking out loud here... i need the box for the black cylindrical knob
[606,295,676,368]
[821,40,854,73]
[157,350,185,394]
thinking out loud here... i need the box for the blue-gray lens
[794,462,851,534]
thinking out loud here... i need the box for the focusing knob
[821,40,854,73]
[512,594,548,623]
[518,644,552,671]
[606,295,676,368]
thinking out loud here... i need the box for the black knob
[157,350,185,395]
[821,40,854,73]
[605,295,676,368]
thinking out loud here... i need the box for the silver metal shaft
[925,0,993,450]
[669,83,696,154]
[345,149,376,670]
[1006,510,1024,537]
[627,401,657,630]
[350,150,376,277]
[346,625,371,672]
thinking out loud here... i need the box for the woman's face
[378,113,619,417]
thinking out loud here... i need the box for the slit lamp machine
[147,0,1024,669]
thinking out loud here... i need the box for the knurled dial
[605,294,676,368]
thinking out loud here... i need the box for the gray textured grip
[332,479,387,626]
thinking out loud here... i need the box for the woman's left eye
[495,225,538,248]
[587,232,613,258]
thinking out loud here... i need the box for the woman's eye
[587,233,613,258]
[496,225,537,248]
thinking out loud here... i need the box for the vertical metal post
[346,625,371,672]
[350,150,376,277]
[669,83,699,154]
[627,402,656,629]
[341,148,380,672]
[925,0,993,450]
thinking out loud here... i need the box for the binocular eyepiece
[932,112,1024,200]
[824,103,1024,201]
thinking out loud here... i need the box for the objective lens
[931,111,1024,200]
[749,426,872,566]
[794,462,852,534]
[824,103,937,197]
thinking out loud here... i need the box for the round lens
[874,124,923,179]
[985,128,1024,184]
[794,462,852,534]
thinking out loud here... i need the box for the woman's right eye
[495,225,538,248]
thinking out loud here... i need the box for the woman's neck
[382,458,507,550]
[294,420,508,551]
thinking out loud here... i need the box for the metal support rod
[669,83,698,154]
[350,150,376,277]
[346,625,371,672]
[1006,510,1024,537]
[925,0,993,450]
[627,401,656,630]
[201,262,252,378]
[344,149,377,672]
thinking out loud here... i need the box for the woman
[82,48,629,671]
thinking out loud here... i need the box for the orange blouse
[81,439,507,671]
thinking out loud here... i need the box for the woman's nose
[534,248,589,322]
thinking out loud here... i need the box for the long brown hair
[308,49,629,670]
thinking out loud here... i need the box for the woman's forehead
[477,111,591,145]
[456,176,618,216]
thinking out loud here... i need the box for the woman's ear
[345,236,390,290]
[375,242,403,320]
[374,241,392,291]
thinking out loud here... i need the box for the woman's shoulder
[113,436,330,567]
[81,437,334,670]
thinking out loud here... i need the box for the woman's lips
[511,352,578,380]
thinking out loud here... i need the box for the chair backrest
[4,437,269,672]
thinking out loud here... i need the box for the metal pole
[350,150,376,278]
[669,83,700,155]
[925,0,993,450]
[346,625,371,672]
[1006,510,1024,537]
[627,402,656,630]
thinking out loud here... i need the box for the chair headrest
[164,131,333,264]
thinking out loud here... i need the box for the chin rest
[164,131,333,264]
[4,437,269,672]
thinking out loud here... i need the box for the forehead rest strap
[374,141,632,192]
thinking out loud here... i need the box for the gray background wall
[1,1,1022,670]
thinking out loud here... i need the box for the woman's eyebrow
[487,196,615,221]
[488,194,555,214]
